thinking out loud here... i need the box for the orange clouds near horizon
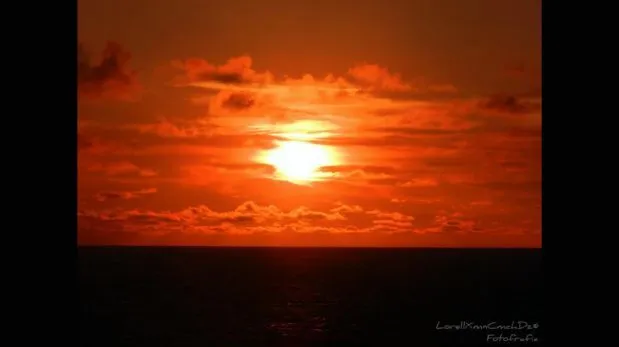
[78,0,541,247]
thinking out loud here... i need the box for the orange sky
[77,0,541,247]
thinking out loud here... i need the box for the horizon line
[77,245,541,250]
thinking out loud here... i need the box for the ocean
[79,247,542,346]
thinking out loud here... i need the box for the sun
[260,140,335,184]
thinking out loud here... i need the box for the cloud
[139,169,158,177]
[221,92,256,110]
[129,119,218,138]
[400,178,439,187]
[177,163,276,187]
[79,201,350,233]
[320,165,398,175]
[199,161,276,174]
[346,63,412,92]
[173,56,274,85]
[111,117,286,150]
[78,201,422,236]
[374,126,461,136]
[366,209,414,222]
[84,124,283,155]
[318,165,396,181]
[330,203,364,214]
[78,199,536,244]
[87,161,156,177]
[433,213,481,234]
[76,132,134,156]
[94,188,157,202]
[470,200,493,206]
[174,55,455,99]
[78,41,140,101]
[370,220,415,233]
[199,89,282,119]
[479,94,539,114]
[364,209,415,234]
[78,133,93,151]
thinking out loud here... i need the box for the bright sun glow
[260,140,337,184]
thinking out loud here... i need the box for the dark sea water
[79,247,542,347]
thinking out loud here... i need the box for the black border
[542,0,601,346]
[15,0,77,345]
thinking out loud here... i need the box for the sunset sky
[77,0,541,247]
